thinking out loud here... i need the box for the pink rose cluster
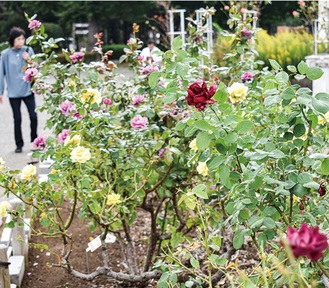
[241,28,252,38]
[241,71,254,82]
[140,65,159,75]
[59,100,75,116]
[70,51,85,63]
[131,94,145,106]
[285,223,328,261]
[130,115,148,129]
[28,20,41,30]
[58,129,70,143]
[33,135,48,150]
[23,68,38,83]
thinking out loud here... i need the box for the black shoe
[15,147,22,153]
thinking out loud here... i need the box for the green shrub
[214,29,314,69]
[0,42,9,53]
[102,43,128,59]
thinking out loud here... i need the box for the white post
[0,245,10,288]
[168,9,186,48]
[180,10,186,44]
[169,11,174,44]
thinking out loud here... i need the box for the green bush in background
[214,29,314,69]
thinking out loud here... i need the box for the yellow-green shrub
[214,29,314,69]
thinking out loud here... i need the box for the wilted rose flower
[33,136,48,150]
[140,65,159,75]
[285,223,328,261]
[59,100,75,116]
[58,129,70,144]
[318,187,326,196]
[70,51,85,63]
[186,81,217,111]
[241,71,254,82]
[292,10,299,17]
[241,28,252,38]
[23,68,38,82]
[28,19,41,30]
[130,115,148,129]
[103,98,112,106]
[131,94,145,106]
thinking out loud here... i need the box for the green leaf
[293,124,306,137]
[233,230,244,249]
[269,59,282,70]
[281,87,295,100]
[294,74,306,81]
[192,184,208,199]
[298,172,313,184]
[194,120,213,131]
[293,183,307,197]
[209,254,226,266]
[148,72,161,89]
[237,120,253,134]
[321,158,329,175]
[196,132,211,150]
[312,93,329,114]
[298,61,308,74]
[208,155,225,170]
[306,67,324,80]
[263,217,276,229]
[172,36,183,52]
[275,71,289,83]
[219,165,231,187]
[190,256,200,268]
[287,65,297,73]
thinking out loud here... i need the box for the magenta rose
[131,94,145,106]
[140,65,159,75]
[158,148,169,159]
[241,28,252,38]
[318,186,326,196]
[33,136,48,150]
[103,98,112,106]
[69,51,85,63]
[23,68,38,83]
[58,129,70,144]
[186,81,217,111]
[285,223,328,261]
[28,20,41,30]
[59,100,75,116]
[241,71,254,82]
[130,115,148,129]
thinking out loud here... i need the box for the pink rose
[138,55,144,61]
[130,115,148,129]
[23,68,38,83]
[285,223,328,261]
[58,129,70,144]
[140,65,159,75]
[241,28,252,38]
[28,20,41,30]
[299,1,305,7]
[224,5,230,11]
[33,136,48,150]
[292,10,299,17]
[240,8,248,13]
[158,148,169,159]
[131,94,145,106]
[69,51,85,63]
[241,71,254,82]
[103,98,112,105]
[59,100,75,116]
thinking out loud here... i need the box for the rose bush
[0,7,328,288]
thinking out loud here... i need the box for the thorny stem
[316,261,329,279]
[64,189,78,230]
[289,191,294,224]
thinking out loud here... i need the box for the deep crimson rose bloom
[186,81,217,111]
[286,223,328,261]
[318,186,326,196]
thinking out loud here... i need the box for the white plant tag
[105,234,116,243]
[86,235,102,252]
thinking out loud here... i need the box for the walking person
[0,27,37,153]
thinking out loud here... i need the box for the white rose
[70,146,91,163]
[227,82,248,103]
[21,164,37,180]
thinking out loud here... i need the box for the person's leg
[23,94,38,143]
[9,97,23,149]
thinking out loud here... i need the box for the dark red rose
[285,223,328,261]
[318,186,326,196]
[186,81,217,111]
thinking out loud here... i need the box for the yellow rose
[70,146,91,163]
[197,162,208,176]
[21,164,37,180]
[189,139,198,152]
[227,82,248,103]
[80,89,102,105]
[40,212,47,218]
[0,157,4,172]
[51,169,57,174]
[8,180,17,189]
[106,193,121,206]
[0,201,11,218]
[64,135,81,146]
[318,112,329,126]
[68,80,75,87]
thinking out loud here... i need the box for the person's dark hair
[9,27,26,47]
[147,40,155,45]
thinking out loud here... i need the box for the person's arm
[22,46,35,62]
[0,53,6,104]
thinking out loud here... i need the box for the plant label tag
[86,235,102,252]
[104,234,116,243]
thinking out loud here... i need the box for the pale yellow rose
[64,135,81,146]
[8,180,17,189]
[51,169,58,174]
[0,201,11,218]
[318,112,329,126]
[106,193,121,206]
[70,146,91,163]
[189,139,198,152]
[21,164,37,180]
[227,82,248,103]
[80,89,102,105]
[0,157,5,172]
[197,162,209,176]
[40,212,47,218]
